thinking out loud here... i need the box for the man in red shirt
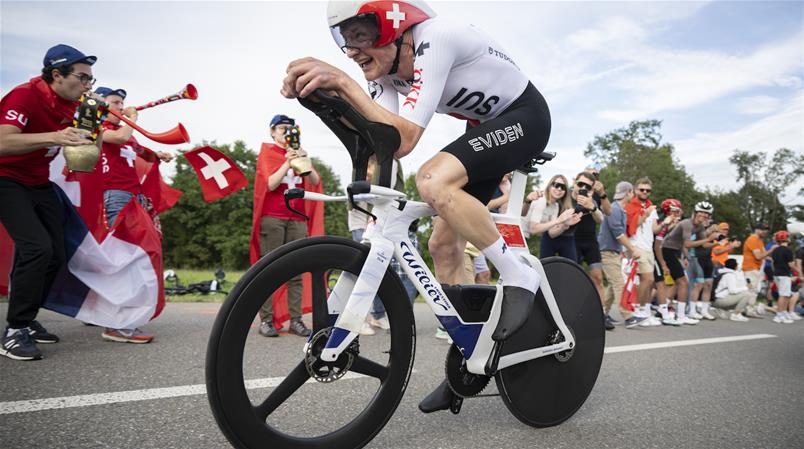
[94,86,173,344]
[252,114,320,338]
[0,44,98,360]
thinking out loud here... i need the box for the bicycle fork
[319,237,394,362]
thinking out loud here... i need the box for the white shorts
[775,276,792,297]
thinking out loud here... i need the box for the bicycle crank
[305,327,359,383]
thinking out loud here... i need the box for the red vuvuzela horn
[134,84,198,111]
[107,109,190,145]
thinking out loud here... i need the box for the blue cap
[94,87,127,99]
[270,114,295,128]
[43,44,97,68]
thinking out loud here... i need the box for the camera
[578,188,589,197]
[284,125,301,150]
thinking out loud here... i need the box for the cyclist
[281,0,551,412]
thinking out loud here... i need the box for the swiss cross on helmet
[328,0,436,50]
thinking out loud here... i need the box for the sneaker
[755,303,767,315]
[102,328,154,344]
[772,315,793,324]
[604,315,616,331]
[701,311,716,321]
[639,316,662,327]
[625,315,649,328]
[358,321,376,336]
[1,328,42,361]
[259,321,279,337]
[367,315,391,330]
[678,316,699,325]
[662,317,682,326]
[745,307,764,319]
[288,319,312,337]
[607,315,621,325]
[729,313,749,322]
[434,327,449,340]
[788,312,801,321]
[28,320,59,344]
[689,311,704,320]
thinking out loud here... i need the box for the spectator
[711,222,741,272]
[624,177,662,326]
[585,163,612,216]
[712,259,753,322]
[742,223,777,294]
[770,231,796,324]
[567,171,605,309]
[688,223,718,321]
[253,114,320,338]
[597,181,641,330]
[654,199,683,325]
[661,202,717,325]
[0,44,98,360]
[525,174,581,259]
[94,86,174,344]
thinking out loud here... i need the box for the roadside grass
[164,268,245,302]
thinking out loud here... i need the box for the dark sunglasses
[576,181,593,191]
[551,182,567,191]
[638,188,652,193]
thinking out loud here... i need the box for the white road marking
[0,333,777,415]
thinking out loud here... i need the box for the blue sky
[2,1,802,204]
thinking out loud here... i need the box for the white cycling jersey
[368,18,530,129]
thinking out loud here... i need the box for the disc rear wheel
[495,257,605,427]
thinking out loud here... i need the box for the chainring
[445,344,491,398]
[305,327,357,383]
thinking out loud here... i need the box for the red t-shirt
[261,145,305,221]
[0,77,79,186]
[100,122,146,194]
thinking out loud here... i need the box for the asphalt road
[1,302,802,449]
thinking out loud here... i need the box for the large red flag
[136,158,183,214]
[184,146,248,202]
[620,258,638,313]
[250,143,325,330]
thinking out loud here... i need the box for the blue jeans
[104,190,146,228]
[540,233,577,261]
[351,229,418,318]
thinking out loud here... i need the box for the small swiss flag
[184,146,248,202]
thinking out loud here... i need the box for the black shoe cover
[418,380,455,413]
[492,286,535,341]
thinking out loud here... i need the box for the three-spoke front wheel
[206,236,415,449]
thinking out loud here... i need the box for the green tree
[585,120,700,211]
[313,156,350,238]
[729,148,804,232]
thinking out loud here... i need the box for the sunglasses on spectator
[551,182,567,191]
[576,182,593,190]
[638,188,652,193]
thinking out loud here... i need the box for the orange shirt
[742,234,764,271]
[711,241,731,265]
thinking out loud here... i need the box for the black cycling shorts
[654,249,665,283]
[697,256,714,280]
[662,247,686,281]
[576,238,602,267]
[442,82,551,205]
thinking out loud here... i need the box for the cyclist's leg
[429,215,469,284]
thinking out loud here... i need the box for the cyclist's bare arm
[282,57,424,157]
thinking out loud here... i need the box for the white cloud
[735,95,782,115]
[673,92,804,200]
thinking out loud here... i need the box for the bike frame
[305,170,575,376]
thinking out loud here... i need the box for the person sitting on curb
[712,258,753,322]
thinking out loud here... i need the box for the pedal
[449,396,463,415]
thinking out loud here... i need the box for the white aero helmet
[694,201,714,214]
[327,0,436,51]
